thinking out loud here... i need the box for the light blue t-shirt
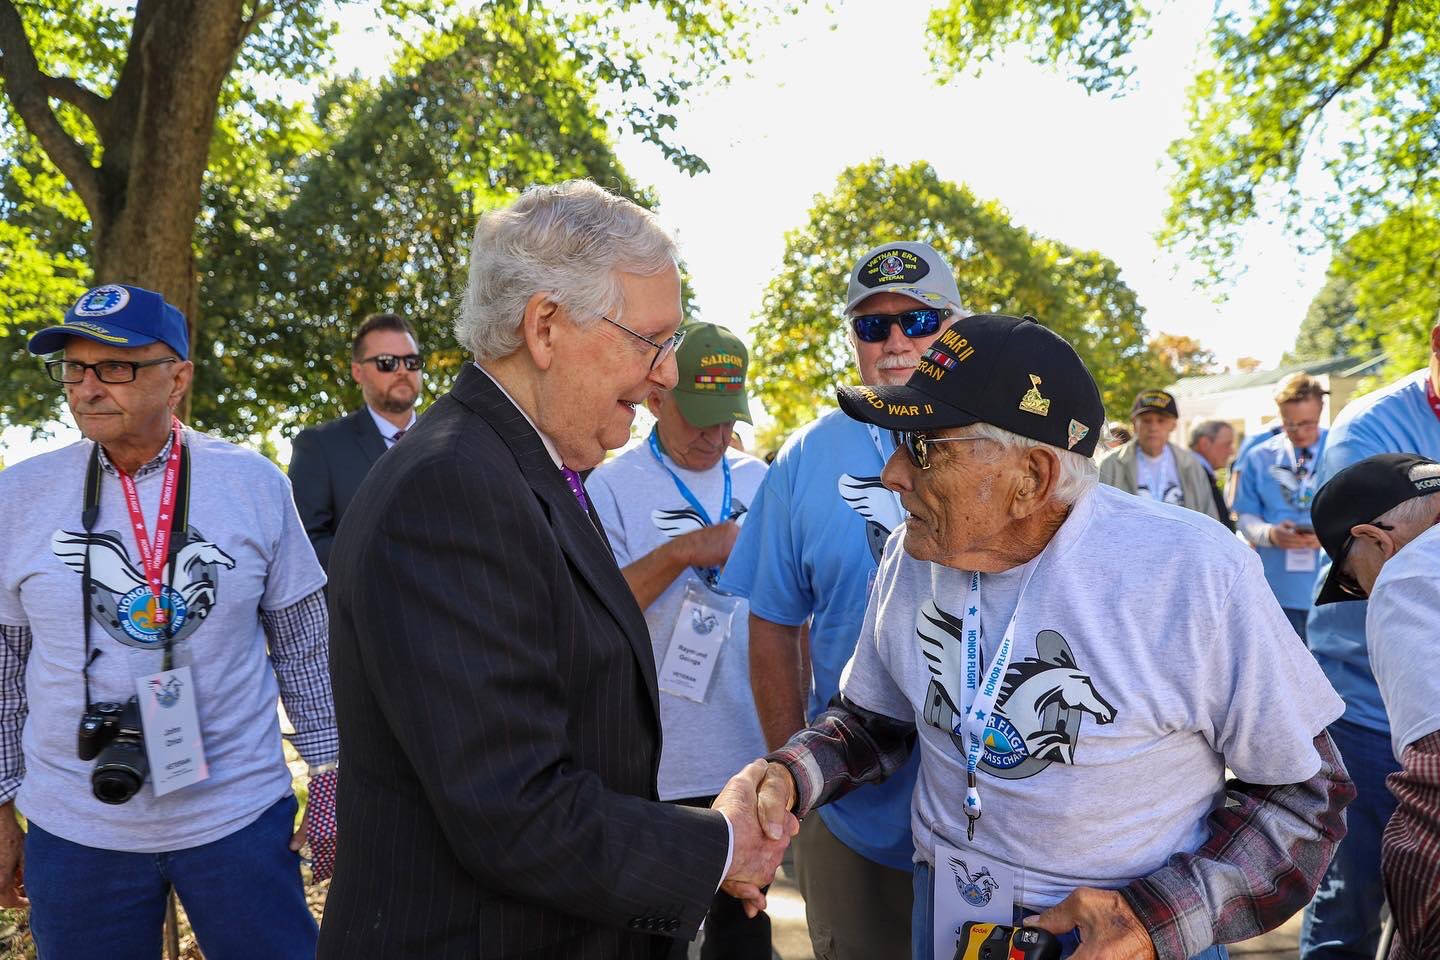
[1232,429,1327,609]
[1306,369,1440,732]
[718,409,919,871]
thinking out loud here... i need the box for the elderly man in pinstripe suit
[319,180,797,959]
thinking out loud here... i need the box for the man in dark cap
[1100,388,1220,520]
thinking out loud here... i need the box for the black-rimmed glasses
[46,357,178,384]
[601,315,685,370]
[891,430,986,470]
[359,353,423,373]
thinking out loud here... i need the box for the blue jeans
[912,861,1228,960]
[26,794,316,960]
[1299,718,1399,959]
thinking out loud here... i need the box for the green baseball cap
[672,322,752,427]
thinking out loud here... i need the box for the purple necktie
[562,467,591,513]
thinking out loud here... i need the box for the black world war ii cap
[835,314,1106,457]
[1311,453,1440,605]
[1131,388,1179,419]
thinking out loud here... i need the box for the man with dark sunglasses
[719,241,962,959]
[288,312,424,570]
[1309,453,1440,960]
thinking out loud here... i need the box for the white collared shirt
[366,406,416,447]
[472,362,563,468]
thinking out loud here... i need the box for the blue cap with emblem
[27,284,189,359]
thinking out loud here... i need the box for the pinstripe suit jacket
[319,364,730,959]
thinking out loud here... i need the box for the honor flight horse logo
[917,601,1116,781]
[651,501,749,539]
[949,856,1000,907]
[838,474,903,563]
[52,528,234,649]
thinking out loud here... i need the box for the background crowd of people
[0,179,1437,960]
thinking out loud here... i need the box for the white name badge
[934,840,1015,960]
[1285,548,1317,573]
[135,665,209,797]
[658,583,738,703]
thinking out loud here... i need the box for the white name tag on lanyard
[933,840,1015,959]
[658,582,738,703]
[135,665,209,796]
[1285,548,1317,572]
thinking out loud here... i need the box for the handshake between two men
[710,760,800,918]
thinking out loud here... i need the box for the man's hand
[289,769,339,882]
[0,803,26,908]
[1269,521,1320,550]
[1025,887,1156,960]
[712,760,799,917]
[674,521,740,569]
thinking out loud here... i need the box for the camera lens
[90,698,147,804]
[92,760,145,804]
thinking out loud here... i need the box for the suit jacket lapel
[449,365,659,718]
[351,408,388,466]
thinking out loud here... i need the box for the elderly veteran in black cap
[1310,454,1440,960]
[741,314,1355,960]
[1099,389,1220,520]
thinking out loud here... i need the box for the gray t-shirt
[1368,521,1440,761]
[588,442,769,800]
[0,430,325,852]
[840,483,1344,907]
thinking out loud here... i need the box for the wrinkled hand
[290,769,339,882]
[1269,521,1320,550]
[1025,887,1156,960]
[676,521,740,569]
[0,805,25,909]
[712,760,799,917]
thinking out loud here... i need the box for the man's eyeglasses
[1334,521,1396,599]
[850,308,951,344]
[46,357,178,384]
[1282,418,1320,431]
[892,430,987,470]
[359,353,423,373]
[601,315,685,370]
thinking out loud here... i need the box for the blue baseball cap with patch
[27,284,189,359]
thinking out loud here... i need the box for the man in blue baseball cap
[0,284,338,957]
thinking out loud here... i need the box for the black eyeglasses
[601,315,686,370]
[359,353,423,373]
[46,357,178,384]
[1334,521,1396,598]
[850,308,951,344]
[891,430,986,470]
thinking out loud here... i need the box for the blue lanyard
[648,430,732,589]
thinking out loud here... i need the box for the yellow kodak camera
[955,921,1062,960]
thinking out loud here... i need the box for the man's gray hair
[455,180,678,361]
[1188,419,1232,449]
[963,422,1100,505]
[1376,490,1440,531]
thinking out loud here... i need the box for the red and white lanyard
[1426,377,1440,424]
[116,417,184,626]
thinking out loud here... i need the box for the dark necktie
[391,429,406,443]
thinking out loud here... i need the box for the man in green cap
[588,321,773,959]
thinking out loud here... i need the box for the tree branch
[1303,0,1400,124]
[0,0,103,218]
[39,70,108,130]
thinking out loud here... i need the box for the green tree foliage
[750,160,1163,438]
[925,0,1440,381]
[0,0,783,437]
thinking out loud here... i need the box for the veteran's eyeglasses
[850,308,951,344]
[46,357,178,384]
[892,430,987,470]
[359,353,423,373]
[601,315,686,370]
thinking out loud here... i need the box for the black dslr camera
[955,922,1061,960]
[76,697,148,804]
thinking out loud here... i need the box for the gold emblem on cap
[1019,374,1051,416]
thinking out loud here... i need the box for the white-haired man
[320,181,796,959]
[746,314,1355,960]
[1309,453,1440,960]
[719,242,961,958]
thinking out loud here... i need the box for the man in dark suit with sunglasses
[288,313,424,570]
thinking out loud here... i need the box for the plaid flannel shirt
[1383,730,1440,960]
[769,694,1355,960]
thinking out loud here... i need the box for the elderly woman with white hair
[320,180,796,960]
[747,314,1356,960]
